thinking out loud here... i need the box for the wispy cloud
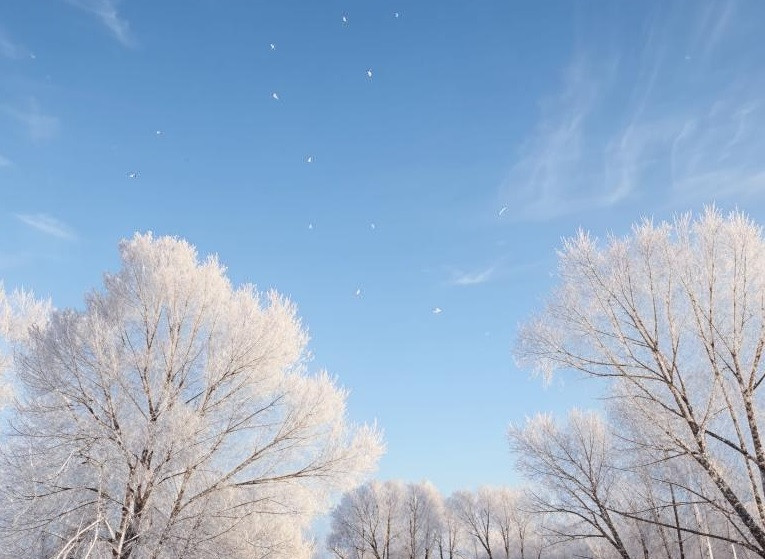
[65,0,135,47]
[667,98,765,201]
[690,0,736,59]
[450,266,495,287]
[2,101,60,142]
[16,214,77,240]
[446,258,546,287]
[0,28,31,59]
[500,0,762,221]
[500,55,626,221]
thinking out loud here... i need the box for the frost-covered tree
[0,284,50,407]
[0,233,383,559]
[437,495,462,559]
[329,481,560,559]
[485,487,539,559]
[402,481,443,559]
[328,480,405,559]
[448,490,496,559]
[509,411,637,559]
[516,207,765,557]
[450,487,522,559]
[327,480,448,559]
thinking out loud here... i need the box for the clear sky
[1,0,765,495]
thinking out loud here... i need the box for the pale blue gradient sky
[1,0,765,493]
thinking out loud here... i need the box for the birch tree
[516,207,765,557]
[0,233,383,559]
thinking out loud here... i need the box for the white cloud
[451,267,495,287]
[65,0,135,47]
[656,102,765,206]
[500,1,763,221]
[447,258,547,288]
[690,0,736,59]
[16,214,77,240]
[2,101,60,142]
[499,56,625,221]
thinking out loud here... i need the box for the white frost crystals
[0,285,51,407]
[0,233,383,559]
[514,207,765,556]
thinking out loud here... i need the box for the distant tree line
[326,481,550,559]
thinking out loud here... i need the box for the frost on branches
[327,480,546,559]
[0,233,383,559]
[0,285,50,406]
[516,207,765,557]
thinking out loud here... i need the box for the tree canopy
[516,207,765,557]
[0,233,382,559]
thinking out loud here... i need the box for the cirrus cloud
[65,0,135,47]
[16,214,77,241]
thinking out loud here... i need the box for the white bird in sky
[432,307,442,315]
[370,223,376,230]
[270,43,276,50]
[305,155,313,164]
[394,12,400,19]
[308,223,314,230]
[355,287,362,297]
[498,206,508,217]
[155,130,163,136]
[127,171,138,179]
[342,14,348,25]
[366,68,373,79]
[272,92,280,101]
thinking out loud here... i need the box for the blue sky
[2,0,765,494]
